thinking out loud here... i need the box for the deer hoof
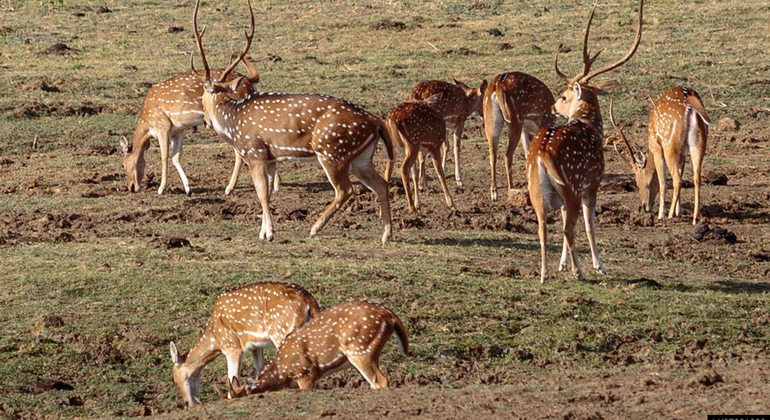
[490,190,498,202]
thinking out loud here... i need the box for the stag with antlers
[192,0,394,243]
[527,0,644,282]
[609,87,710,224]
[120,57,277,196]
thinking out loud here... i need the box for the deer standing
[192,0,394,243]
[169,281,320,408]
[224,300,407,396]
[407,79,487,188]
[384,94,457,213]
[119,59,279,196]
[527,0,644,282]
[609,87,710,224]
[483,72,556,201]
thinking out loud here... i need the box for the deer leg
[440,139,448,173]
[157,130,170,195]
[417,151,427,191]
[250,162,274,241]
[484,100,504,201]
[347,356,388,389]
[667,152,683,219]
[225,148,243,195]
[653,153,667,220]
[558,207,569,272]
[170,133,191,196]
[411,159,421,211]
[267,162,279,194]
[452,123,465,187]
[582,192,605,274]
[400,146,419,213]
[691,146,704,225]
[504,120,523,191]
[296,376,316,390]
[675,154,685,216]
[351,145,393,244]
[251,347,264,378]
[223,349,243,398]
[311,160,353,239]
[430,149,457,213]
[520,131,532,160]
[564,201,585,280]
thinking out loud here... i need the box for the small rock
[167,26,184,33]
[32,380,73,394]
[687,368,723,387]
[485,28,504,37]
[531,44,543,53]
[716,117,739,132]
[72,12,86,17]
[95,6,111,14]
[165,237,191,249]
[703,171,728,186]
[498,43,513,51]
[371,19,406,30]
[557,43,572,53]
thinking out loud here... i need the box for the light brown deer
[192,0,394,243]
[384,94,457,213]
[527,0,644,283]
[407,79,487,188]
[609,87,710,224]
[119,58,277,196]
[224,300,407,396]
[169,281,320,408]
[483,72,556,201]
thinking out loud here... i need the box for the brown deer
[384,94,457,213]
[527,0,644,282]
[192,0,394,243]
[225,300,407,396]
[169,281,320,408]
[483,72,556,201]
[119,59,278,196]
[407,79,487,188]
[609,87,710,225]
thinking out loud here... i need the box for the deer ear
[593,80,615,96]
[479,79,488,96]
[119,136,130,155]
[572,82,583,99]
[425,93,443,105]
[170,342,180,365]
[228,76,246,93]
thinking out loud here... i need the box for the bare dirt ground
[1,0,769,419]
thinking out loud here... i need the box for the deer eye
[561,96,567,101]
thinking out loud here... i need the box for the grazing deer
[225,300,407,397]
[119,58,278,196]
[192,0,394,243]
[169,281,320,408]
[527,0,644,282]
[384,94,457,213]
[483,72,556,201]
[609,87,710,224]
[407,79,487,188]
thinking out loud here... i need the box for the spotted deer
[384,94,457,213]
[527,0,644,282]
[609,87,710,224]
[169,281,320,408]
[119,59,278,196]
[224,300,408,396]
[483,72,556,201]
[192,0,394,243]
[407,79,487,188]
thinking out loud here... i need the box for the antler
[609,99,645,170]
[192,0,210,80]
[218,0,256,83]
[241,56,260,83]
[583,0,644,82]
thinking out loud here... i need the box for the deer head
[119,135,147,193]
[453,78,488,118]
[193,0,258,127]
[169,342,201,409]
[608,99,658,212]
[553,0,643,120]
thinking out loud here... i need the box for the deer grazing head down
[553,0,644,123]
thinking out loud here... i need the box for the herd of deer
[124,0,712,407]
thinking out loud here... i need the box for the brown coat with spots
[169,282,319,408]
[408,79,487,187]
[483,72,556,201]
[384,94,457,213]
[228,300,408,395]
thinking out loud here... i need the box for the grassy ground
[1,0,769,418]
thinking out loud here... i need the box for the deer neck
[201,93,239,144]
[569,100,603,136]
[182,326,225,372]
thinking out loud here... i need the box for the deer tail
[392,314,409,357]
[685,94,711,126]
